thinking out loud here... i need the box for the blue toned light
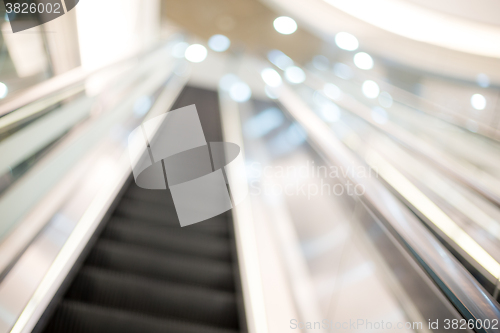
[261,68,282,87]
[267,50,293,70]
[323,83,341,100]
[378,91,393,108]
[229,82,252,103]
[285,66,306,84]
[371,106,388,124]
[244,108,284,138]
[269,122,307,155]
[219,73,240,91]
[312,55,329,71]
[208,34,231,52]
[172,42,189,58]
[477,73,490,88]
[133,96,152,117]
[320,103,341,123]
[265,86,279,99]
[333,63,353,80]
[286,122,307,145]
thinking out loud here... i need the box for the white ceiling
[403,0,500,27]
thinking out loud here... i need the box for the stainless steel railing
[274,83,500,332]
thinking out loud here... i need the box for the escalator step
[102,222,232,261]
[86,240,234,290]
[66,267,239,329]
[115,198,179,223]
[107,216,229,237]
[124,186,176,205]
[44,301,239,333]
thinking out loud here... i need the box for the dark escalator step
[107,216,229,237]
[115,198,179,223]
[102,223,232,261]
[86,240,234,291]
[66,267,239,329]
[44,301,239,333]
[124,186,177,205]
[114,198,231,229]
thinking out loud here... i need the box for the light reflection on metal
[365,151,500,279]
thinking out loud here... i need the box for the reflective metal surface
[0,41,189,333]
[274,84,500,331]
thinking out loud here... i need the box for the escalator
[36,87,244,333]
[41,183,240,333]
[1,38,500,333]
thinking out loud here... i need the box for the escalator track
[38,87,243,333]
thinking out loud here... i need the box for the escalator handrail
[303,70,500,209]
[0,62,189,333]
[0,38,173,120]
[274,83,500,331]
[319,67,500,142]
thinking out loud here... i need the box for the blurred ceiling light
[362,80,380,98]
[471,93,486,110]
[229,82,252,103]
[265,86,279,99]
[219,73,240,91]
[353,52,373,70]
[378,91,393,108]
[371,106,388,124]
[185,44,207,63]
[268,50,294,70]
[323,83,342,100]
[172,42,189,58]
[477,73,490,88]
[261,68,282,87]
[324,0,500,58]
[0,82,7,99]
[312,55,329,71]
[284,66,306,84]
[333,63,353,79]
[320,103,341,123]
[208,34,231,52]
[273,16,298,35]
[334,32,359,51]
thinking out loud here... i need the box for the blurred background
[0,0,500,332]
